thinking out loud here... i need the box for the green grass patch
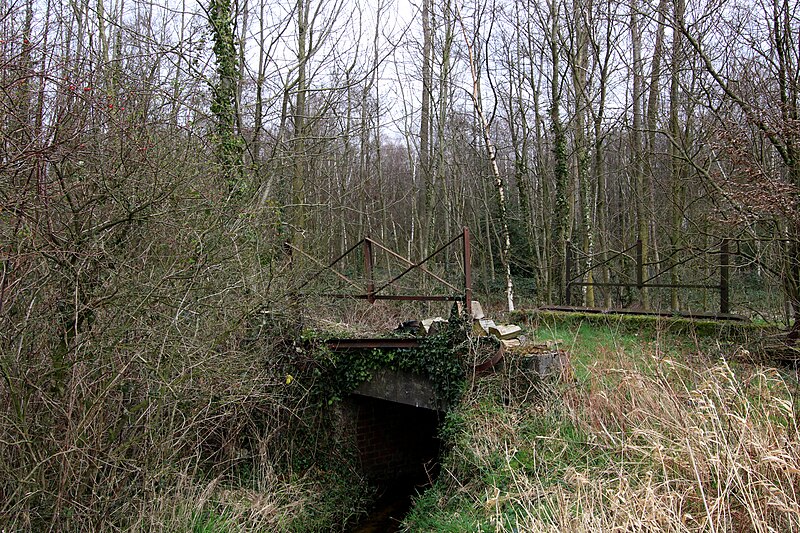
[191,509,235,533]
[404,487,492,532]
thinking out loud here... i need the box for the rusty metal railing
[565,237,731,314]
[291,227,473,316]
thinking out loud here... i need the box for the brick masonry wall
[342,395,441,482]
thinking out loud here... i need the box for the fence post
[364,238,375,303]
[720,238,730,314]
[565,240,573,306]
[463,227,472,317]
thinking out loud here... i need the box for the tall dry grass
[0,305,341,531]
[427,334,800,532]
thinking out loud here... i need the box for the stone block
[488,324,523,339]
[520,351,563,378]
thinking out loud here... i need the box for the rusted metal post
[364,238,375,303]
[565,240,573,306]
[463,227,472,317]
[720,238,730,314]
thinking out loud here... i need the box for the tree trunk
[458,6,515,311]
[550,0,569,304]
[571,0,593,306]
[669,0,686,311]
[420,0,433,255]
[292,0,310,241]
[630,0,649,307]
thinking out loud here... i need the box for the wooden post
[720,238,730,315]
[364,238,375,303]
[565,240,573,306]
[463,227,472,317]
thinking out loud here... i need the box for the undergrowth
[405,320,800,532]
[0,178,371,532]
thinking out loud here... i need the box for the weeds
[406,321,800,532]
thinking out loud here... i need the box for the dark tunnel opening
[346,395,443,532]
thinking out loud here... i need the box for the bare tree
[456,3,515,311]
[677,0,800,326]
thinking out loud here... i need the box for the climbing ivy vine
[208,0,244,189]
[306,309,471,407]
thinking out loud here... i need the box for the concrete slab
[354,369,445,411]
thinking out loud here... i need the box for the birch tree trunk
[457,7,515,311]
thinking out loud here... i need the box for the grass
[0,313,372,532]
[511,309,775,339]
[123,444,370,532]
[403,317,800,532]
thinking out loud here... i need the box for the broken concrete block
[488,324,523,340]
[472,318,497,337]
[500,338,522,349]
[457,300,485,320]
[521,351,563,378]
[421,316,448,335]
[395,320,422,334]
[469,301,485,320]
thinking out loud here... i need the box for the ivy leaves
[311,313,470,407]
[208,0,244,188]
